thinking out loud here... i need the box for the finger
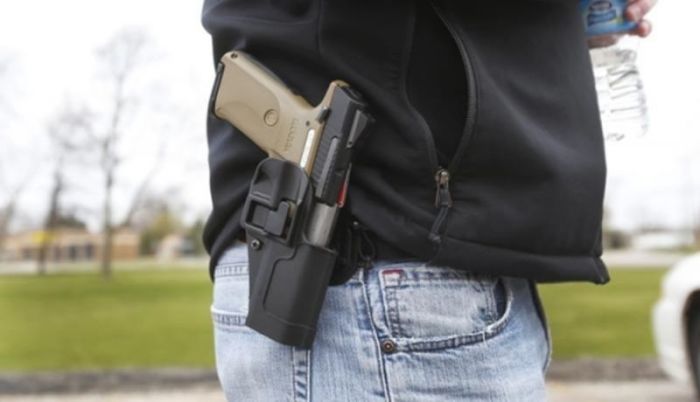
[626,0,658,23]
[630,20,653,37]
[587,35,621,49]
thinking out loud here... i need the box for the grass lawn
[0,266,666,371]
[539,268,667,359]
[0,269,215,371]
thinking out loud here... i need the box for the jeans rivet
[381,339,397,354]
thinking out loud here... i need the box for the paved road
[0,381,695,402]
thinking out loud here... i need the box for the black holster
[241,158,337,348]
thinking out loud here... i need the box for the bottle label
[580,0,637,37]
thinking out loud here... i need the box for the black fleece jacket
[201,0,610,285]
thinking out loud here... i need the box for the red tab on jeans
[382,269,404,276]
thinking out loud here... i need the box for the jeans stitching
[487,279,504,322]
[306,349,312,402]
[291,347,296,401]
[400,271,483,283]
[360,269,393,402]
[292,347,310,401]
[214,263,248,279]
[380,273,403,338]
[211,307,247,328]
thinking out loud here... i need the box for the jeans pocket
[377,264,513,352]
[211,243,250,331]
[210,245,301,401]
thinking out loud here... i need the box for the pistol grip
[213,51,322,167]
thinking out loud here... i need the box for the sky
[0,0,698,233]
[0,0,214,230]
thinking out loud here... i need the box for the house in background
[0,228,139,263]
[155,233,198,261]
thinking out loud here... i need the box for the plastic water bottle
[580,0,649,141]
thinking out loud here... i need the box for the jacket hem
[431,234,610,284]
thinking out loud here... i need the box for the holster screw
[250,239,261,250]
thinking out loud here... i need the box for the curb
[0,368,218,395]
[547,358,666,382]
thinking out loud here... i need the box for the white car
[653,253,700,392]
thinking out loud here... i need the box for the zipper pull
[434,169,453,208]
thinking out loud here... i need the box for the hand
[587,0,657,48]
[626,0,656,36]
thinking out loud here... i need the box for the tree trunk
[36,170,63,275]
[0,201,15,253]
[101,170,114,279]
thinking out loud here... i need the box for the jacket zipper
[428,168,452,244]
[427,1,479,246]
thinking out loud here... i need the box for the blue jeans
[211,243,552,401]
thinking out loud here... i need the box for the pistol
[211,51,372,348]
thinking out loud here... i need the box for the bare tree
[35,171,62,275]
[36,28,166,278]
[90,29,148,278]
[35,107,93,274]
